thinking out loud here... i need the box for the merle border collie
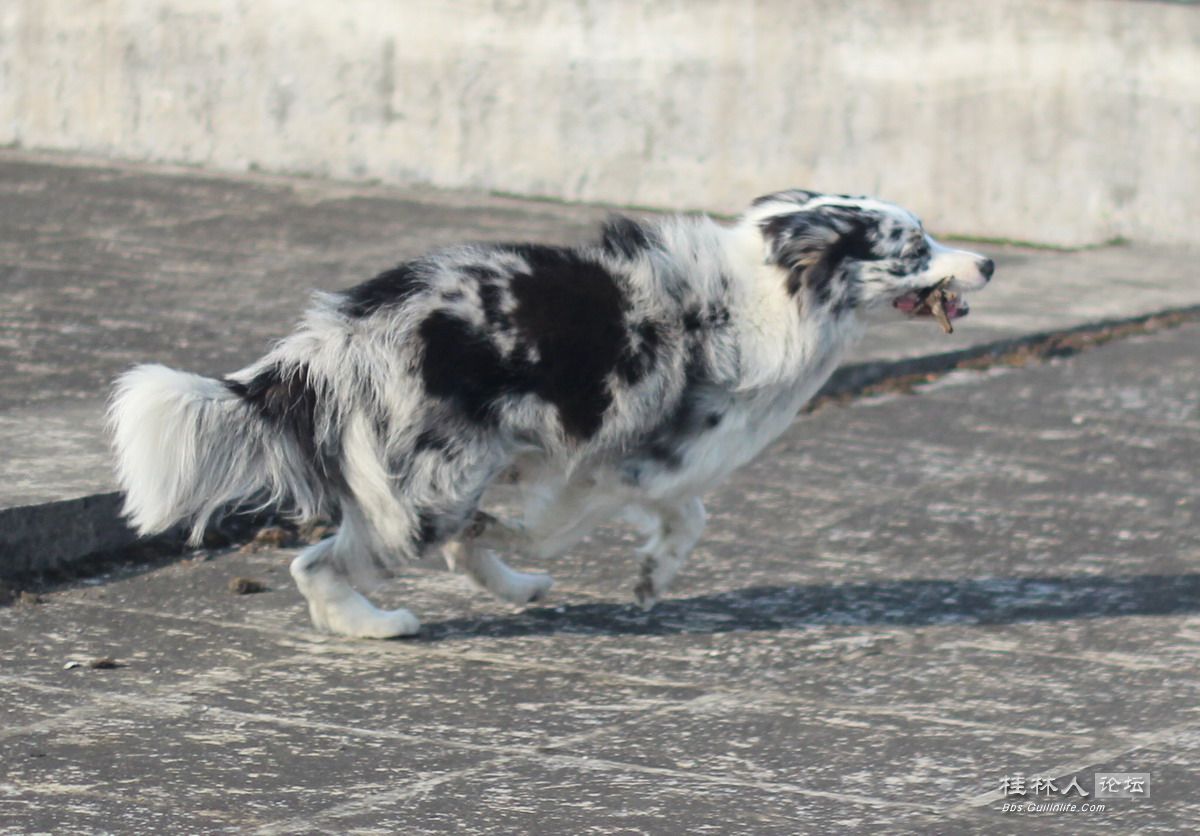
[110,189,993,638]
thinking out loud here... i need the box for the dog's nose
[978,257,995,281]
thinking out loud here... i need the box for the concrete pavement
[4,149,1200,576]
[2,318,1199,833]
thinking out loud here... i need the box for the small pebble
[229,577,268,595]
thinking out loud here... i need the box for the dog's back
[110,214,731,565]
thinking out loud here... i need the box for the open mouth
[893,280,969,334]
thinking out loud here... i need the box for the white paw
[312,600,421,639]
[292,553,421,639]
[455,548,553,605]
[347,607,421,639]
[493,570,554,606]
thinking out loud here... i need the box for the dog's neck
[720,221,866,392]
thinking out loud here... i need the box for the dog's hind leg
[443,512,553,605]
[632,496,706,610]
[289,412,493,639]
[289,509,421,639]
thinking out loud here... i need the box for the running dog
[110,189,993,637]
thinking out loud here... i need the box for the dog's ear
[751,188,822,208]
[760,206,876,299]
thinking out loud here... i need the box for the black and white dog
[110,190,993,638]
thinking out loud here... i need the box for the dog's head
[750,190,993,328]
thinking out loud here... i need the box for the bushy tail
[108,364,321,544]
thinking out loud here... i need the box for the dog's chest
[632,382,815,501]
[628,309,856,500]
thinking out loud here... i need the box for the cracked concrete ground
[3,318,1198,833]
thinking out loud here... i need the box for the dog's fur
[109,190,993,637]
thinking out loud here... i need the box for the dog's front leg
[443,512,553,605]
[633,497,706,610]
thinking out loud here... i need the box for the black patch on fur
[341,262,426,318]
[474,275,508,329]
[617,320,663,385]
[225,364,341,486]
[764,210,878,306]
[225,364,317,448]
[507,245,629,439]
[418,311,522,426]
[417,246,633,440]
[646,443,678,466]
[414,426,451,454]
[761,214,822,296]
[599,216,657,260]
[638,357,718,469]
[462,265,500,282]
[807,225,870,305]
[415,509,440,549]
[683,305,730,332]
[891,251,932,277]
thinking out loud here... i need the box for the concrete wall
[1,0,1197,247]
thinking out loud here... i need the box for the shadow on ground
[417,572,1200,641]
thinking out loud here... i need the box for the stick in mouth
[918,278,956,335]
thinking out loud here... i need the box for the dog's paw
[356,607,422,639]
[493,570,554,606]
[633,577,659,611]
[307,596,421,639]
